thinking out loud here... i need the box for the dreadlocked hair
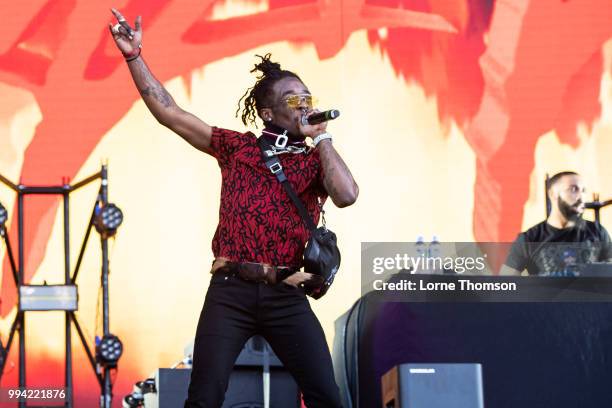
[236,53,302,127]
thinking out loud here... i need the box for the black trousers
[184,270,343,408]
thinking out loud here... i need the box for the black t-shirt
[505,220,612,276]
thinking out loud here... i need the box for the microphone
[301,110,340,126]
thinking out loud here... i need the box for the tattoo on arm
[139,85,172,107]
[133,58,174,108]
[322,156,340,197]
[320,144,353,199]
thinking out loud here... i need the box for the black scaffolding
[0,164,119,408]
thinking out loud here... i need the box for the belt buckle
[262,265,277,285]
[239,262,275,284]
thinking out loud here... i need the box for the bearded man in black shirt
[502,172,612,276]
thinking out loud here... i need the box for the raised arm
[109,9,213,154]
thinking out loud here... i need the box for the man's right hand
[283,271,324,288]
[109,8,142,58]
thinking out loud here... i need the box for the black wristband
[124,47,141,62]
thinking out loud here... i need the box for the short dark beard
[557,196,582,222]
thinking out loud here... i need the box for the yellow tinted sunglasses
[282,94,318,108]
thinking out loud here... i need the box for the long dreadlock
[236,53,302,127]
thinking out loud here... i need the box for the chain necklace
[261,129,308,156]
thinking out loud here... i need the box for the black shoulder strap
[257,136,317,232]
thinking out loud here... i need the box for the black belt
[212,260,298,285]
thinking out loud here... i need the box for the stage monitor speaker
[148,336,300,408]
[381,363,484,408]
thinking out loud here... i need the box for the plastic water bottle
[413,236,426,274]
[429,236,441,256]
[415,236,427,255]
[429,236,442,273]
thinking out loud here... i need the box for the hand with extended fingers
[108,8,142,61]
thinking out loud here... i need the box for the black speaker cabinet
[381,363,484,408]
[152,336,300,408]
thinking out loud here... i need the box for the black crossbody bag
[257,136,341,299]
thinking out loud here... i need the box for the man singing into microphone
[109,9,357,408]
[501,171,612,276]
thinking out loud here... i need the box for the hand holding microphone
[301,109,341,126]
[299,109,340,147]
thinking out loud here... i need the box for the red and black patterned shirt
[209,126,327,267]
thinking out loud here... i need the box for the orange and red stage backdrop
[1,0,612,405]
